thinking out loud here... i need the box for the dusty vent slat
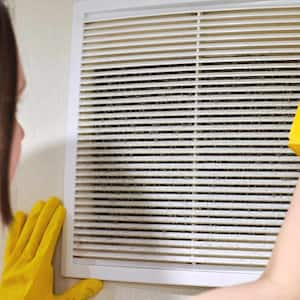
[74,228,277,241]
[74,236,274,250]
[75,192,292,203]
[72,249,269,266]
[73,244,271,259]
[74,215,285,225]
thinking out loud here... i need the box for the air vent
[63,2,300,286]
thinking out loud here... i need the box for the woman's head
[0,1,21,224]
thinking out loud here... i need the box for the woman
[0,2,102,299]
[1,0,300,298]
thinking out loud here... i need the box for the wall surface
[5,0,207,299]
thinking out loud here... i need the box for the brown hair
[0,1,18,224]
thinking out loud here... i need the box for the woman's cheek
[9,122,23,182]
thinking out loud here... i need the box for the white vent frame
[62,0,300,287]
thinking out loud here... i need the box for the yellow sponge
[289,103,300,156]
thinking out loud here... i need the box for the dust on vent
[73,6,300,274]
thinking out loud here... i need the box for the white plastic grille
[73,6,300,273]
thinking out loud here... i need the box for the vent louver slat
[70,5,300,283]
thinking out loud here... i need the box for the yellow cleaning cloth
[0,197,103,299]
[289,103,300,156]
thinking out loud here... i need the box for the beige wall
[7,0,207,299]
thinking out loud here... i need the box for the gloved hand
[0,197,103,299]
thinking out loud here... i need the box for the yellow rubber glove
[0,197,103,300]
[289,103,300,156]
